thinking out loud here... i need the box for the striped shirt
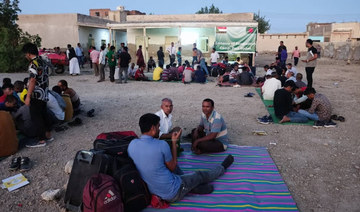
[200,110,229,145]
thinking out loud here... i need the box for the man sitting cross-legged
[128,113,234,202]
[155,98,181,139]
[274,80,308,123]
[298,87,336,128]
[192,98,229,154]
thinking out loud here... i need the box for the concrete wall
[257,33,308,53]
[321,41,360,61]
[18,14,79,48]
[127,13,254,23]
[78,27,110,50]
[125,27,216,64]
[331,22,360,41]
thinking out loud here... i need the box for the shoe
[87,109,95,117]
[221,154,234,169]
[9,157,21,171]
[46,137,54,142]
[68,118,83,126]
[20,157,31,172]
[313,121,325,129]
[257,115,268,122]
[190,183,214,194]
[97,80,104,82]
[259,117,270,125]
[267,115,273,123]
[324,121,337,128]
[26,141,47,148]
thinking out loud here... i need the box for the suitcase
[94,131,138,157]
[64,150,112,212]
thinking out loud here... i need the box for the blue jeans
[298,109,319,121]
[77,56,84,67]
[287,111,309,123]
[168,165,225,202]
[200,58,209,75]
[192,56,198,66]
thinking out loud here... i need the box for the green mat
[255,88,314,125]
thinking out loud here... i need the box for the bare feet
[279,116,290,123]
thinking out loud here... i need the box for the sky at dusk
[19,0,360,33]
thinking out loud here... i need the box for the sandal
[9,157,21,171]
[20,157,31,172]
[337,116,345,122]
[68,118,83,126]
[331,115,338,120]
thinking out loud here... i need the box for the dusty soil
[0,55,359,212]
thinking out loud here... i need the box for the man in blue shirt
[192,98,229,154]
[128,113,234,202]
[75,43,84,68]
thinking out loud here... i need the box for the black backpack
[113,157,151,212]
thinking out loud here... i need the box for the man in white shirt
[262,72,282,100]
[98,45,106,82]
[210,48,219,65]
[167,42,176,65]
[128,63,136,79]
[285,63,297,76]
[155,98,181,139]
[286,71,296,82]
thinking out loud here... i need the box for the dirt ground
[0,54,359,212]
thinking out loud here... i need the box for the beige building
[17,13,125,51]
[256,33,308,53]
[307,22,360,42]
[108,13,258,65]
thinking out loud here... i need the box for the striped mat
[143,143,298,212]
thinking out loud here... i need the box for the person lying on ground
[155,98,182,140]
[0,83,14,103]
[153,66,163,81]
[147,56,156,72]
[238,66,255,85]
[298,87,336,128]
[128,113,234,203]
[295,73,307,88]
[134,65,149,81]
[274,80,308,124]
[58,80,81,113]
[192,98,229,154]
[262,72,282,101]
[0,95,17,112]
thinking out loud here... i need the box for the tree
[196,4,222,14]
[254,12,271,34]
[0,0,41,72]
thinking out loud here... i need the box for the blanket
[255,88,314,125]
[143,143,298,211]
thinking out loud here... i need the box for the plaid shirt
[308,93,332,121]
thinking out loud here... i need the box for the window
[95,12,100,17]
[105,12,108,16]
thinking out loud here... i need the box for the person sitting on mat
[298,87,336,128]
[274,80,308,124]
[262,72,282,101]
[191,98,229,154]
[128,113,234,203]
[155,98,181,140]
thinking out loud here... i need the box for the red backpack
[83,174,124,212]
